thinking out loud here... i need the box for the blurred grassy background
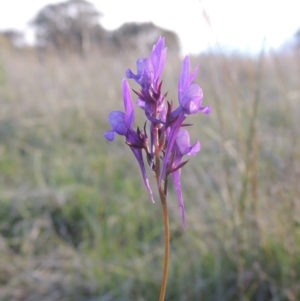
[0,42,300,301]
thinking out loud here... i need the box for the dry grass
[0,44,300,301]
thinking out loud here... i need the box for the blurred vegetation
[1,11,300,301]
[27,0,179,56]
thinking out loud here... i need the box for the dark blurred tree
[111,22,180,54]
[30,1,180,56]
[30,0,103,54]
[295,28,300,48]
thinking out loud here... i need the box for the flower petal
[159,114,186,185]
[171,169,186,229]
[180,84,203,115]
[122,79,135,127]
[126,58,153,88]
[176,129,201,156]
[200,105,212,115]
[186,141,201,156]
[104,130,116,141]
[175,128,191,154]
[131,147,155,203]
[150,37,167,81]
[136,98,145,108]
[108,111,127,135]
[178,56,190,96]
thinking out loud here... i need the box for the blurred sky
[0,0,299,54]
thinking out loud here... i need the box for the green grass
[0,46,300,301]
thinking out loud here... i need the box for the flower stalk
[154,125,170,301]
[158,185,170,301]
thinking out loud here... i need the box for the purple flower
[104,79,154,203]
[126,37,167,120]
[176,56,211,117]
[126,37,167,89]
[178,56,211,115]
[170,129,200,229]
[159,56,211,186]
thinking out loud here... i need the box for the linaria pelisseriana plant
[104,37,211,301]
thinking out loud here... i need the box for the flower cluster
[104,37,211,228]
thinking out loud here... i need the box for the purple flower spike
[104,80,154,203]
[171,129,200,229]
[126,37,167,88]
[105,37,211,227]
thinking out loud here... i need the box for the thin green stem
[154,126,170,301]
[158,186,170,301]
